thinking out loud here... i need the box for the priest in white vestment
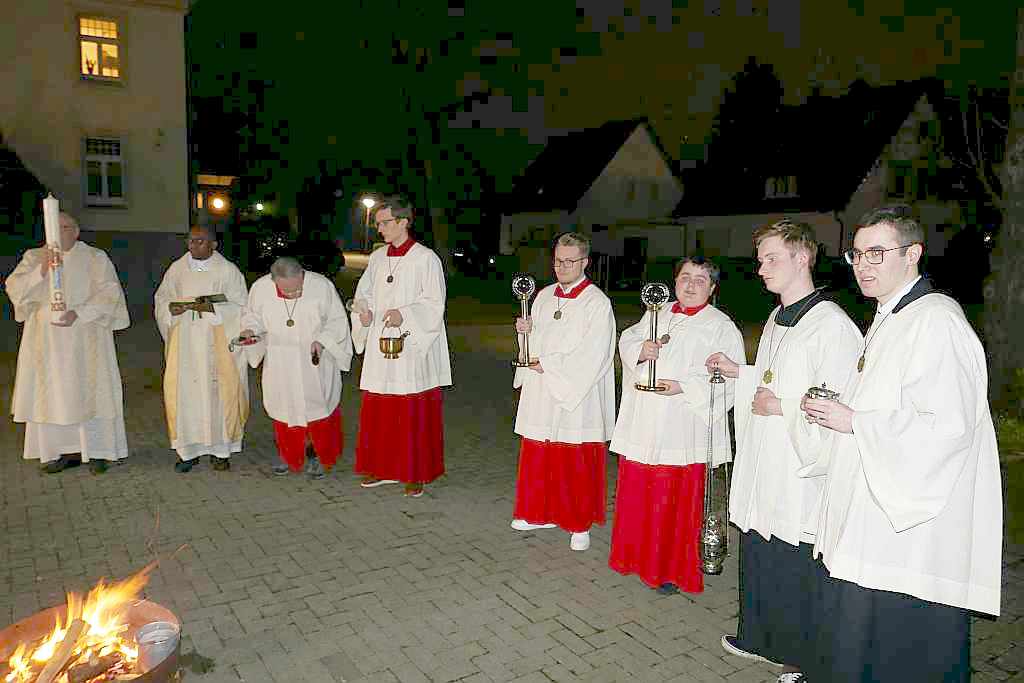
[240,257,353,478]
[801,207,1001,683]
[511,232,616,552]
[706,220,862,681]
[154,225,250,472]
[350,195,452,498]
[6,211,129,475]
[610,257,744,593]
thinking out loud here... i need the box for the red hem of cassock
[272,404,343,472]
[608,458,706,593]
[513,438,607,533]
[355,387,445,484]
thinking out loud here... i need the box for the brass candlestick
[511,273,539,368]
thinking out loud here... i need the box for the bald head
[188,225,217,260]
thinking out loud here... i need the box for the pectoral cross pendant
[857,355,865,372]
[762,369,773,384]
[286,319,295,327]
[553,310,563,320]
[387,275,394,283]
[659,334,670,344]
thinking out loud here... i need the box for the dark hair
[371,194,415,228]
[189,224,217,242]
[752,218,819,269]
[673,255,720,285]
[858,205,925,247]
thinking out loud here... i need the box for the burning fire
[4,564,153,682]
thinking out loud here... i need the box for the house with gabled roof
[673,78,998,260]
[499,119,684,283]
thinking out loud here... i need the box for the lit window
[79,17,121,80]
[84,137,126,206]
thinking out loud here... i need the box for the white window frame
[84,137,127,207]
[78,16,122,82]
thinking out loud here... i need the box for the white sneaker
[570,531,590,551]
[777,674,807,683]
[510,519,557,531]
[721,635,782,667]
[360,478,399,488]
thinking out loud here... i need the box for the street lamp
[361,196,376,251]
[255,202,265,212]
[211,196,226,211]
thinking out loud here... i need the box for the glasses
[187,237,210,244]
[375,218,399,229]
[843,244,916,266]
[553,257,586,269]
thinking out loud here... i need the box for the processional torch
[42,194,66,324]
[511,273,538,368]
[635,282,671,392]
[700,365,731,575]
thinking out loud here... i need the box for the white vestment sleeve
[781,317,861,467]
[851,310,980,532]
[314,282,354,372]
[678,321,745,426]
[350,258,376,354]
[398,254,446,356]
[617,313,650,383]
[74,251,129,330]
[214,261,249,339]
[733,364,758,447]
[4,249,49,323]
[240,286,267,368]
[153,261,179,342]
[537,296,616,414]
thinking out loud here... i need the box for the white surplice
[804,286,1002,616]
[513,282,616,444]
[241,271,353,428]
[6,241,130,462]
[730,298,862,545]
[350,243,452,394]
[612,305,745,467]
[154,251,250,459]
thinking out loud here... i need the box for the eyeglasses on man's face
[553,257,586,269]
[375,218,400,229]
[843,244,916,266]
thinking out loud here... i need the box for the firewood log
[68,653,123,683]
[34,618,86,683]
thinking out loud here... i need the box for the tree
[984,7,1024,416]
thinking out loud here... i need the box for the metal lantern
[635,282,671,392]
[700,366,730,575]
[511,273,538,368]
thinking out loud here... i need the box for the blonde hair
[752,218,819,269]
[554,231,590,257]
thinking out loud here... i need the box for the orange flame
[4,563,153,682]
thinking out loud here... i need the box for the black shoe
[212,457,230,471]
[656,583,680,595]
[41,455,82,474]
[89,460,108,475]
[174,458,195,473]
[272,463,290,476]
[307,460,325,479]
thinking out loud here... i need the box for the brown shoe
[404,483,424,498]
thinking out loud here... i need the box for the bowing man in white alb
[350,195,452,498]
[706,219,862,681]
[155,225,250,473]
[610,256,744,594]
[511,232,616,552]
[240,257,353,479]
[801,207,1001,683]
[6,211,130,476]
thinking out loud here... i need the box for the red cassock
[513,439,607,533]
[272,405,343,473]
[355,387,444,484]
[608,458,706,592]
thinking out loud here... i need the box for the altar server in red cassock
[240,257,353,478]
[609,256,744,593]
[350,195,452,498]
[511,232,616,551]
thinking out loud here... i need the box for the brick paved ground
[1,310,1021,682]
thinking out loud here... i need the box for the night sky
[186,0,1017,216]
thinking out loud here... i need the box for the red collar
[671,301,708,316]
[555,278,591,299]
[275,283,287,299]
[387,239,416,257]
